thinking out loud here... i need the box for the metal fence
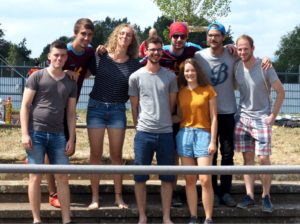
[1,164,300,175]
[0,65,300,114]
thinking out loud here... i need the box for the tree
[92,17,129,47]
[0,23,11,59]
[274,25,300,73]
[7,44,23,65]
[17,38,31,61]
[39,36,71,63]
[152,0,231,23]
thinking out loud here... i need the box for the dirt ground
[1,111,300,181]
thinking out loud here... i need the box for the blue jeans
[134,131,176,182]
[86,98,126,128]
[26,130,69,165]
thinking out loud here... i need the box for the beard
[148,56,161,64]
[242,52,253,62]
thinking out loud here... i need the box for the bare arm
[172,101,182,124]
[130,96,139,128]
[169,92,177,115]
[65,97,77,156]
[265,80,285,125]
[20,88,36,150]
[64,69,80,82]
[208,96,218,155]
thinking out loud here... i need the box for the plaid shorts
[235,116,272,156]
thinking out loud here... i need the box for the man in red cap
[160,21,203,208]
[161,22,202,74]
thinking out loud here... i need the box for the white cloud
[0,0,161,58]
[1,0,300,59]
[222,0,300,58]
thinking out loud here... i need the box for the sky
[1,0,300,59]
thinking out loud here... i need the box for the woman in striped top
[87,23,141,210]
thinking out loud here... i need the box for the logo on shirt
[210,63,228,86]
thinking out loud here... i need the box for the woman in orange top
[174,58,217,224]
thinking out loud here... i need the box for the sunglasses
[172,34,187,40]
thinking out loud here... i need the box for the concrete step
[1,180,300,223]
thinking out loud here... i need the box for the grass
[1,111,300,180]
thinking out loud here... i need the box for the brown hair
[49,40,67,52]
[178,58,210,88]
[236,34,254,48]
[145,36,163,49]
[74,18,94,34]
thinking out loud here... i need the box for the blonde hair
[106,23,139,59]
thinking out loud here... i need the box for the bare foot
[163,217,174,224]
[115,193,128,209]
[138,216,147,224]
[87,201,99,210]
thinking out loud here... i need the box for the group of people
[20,18,285,224]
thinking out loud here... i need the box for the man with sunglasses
[161,22,202,74]
[158,21,203,208]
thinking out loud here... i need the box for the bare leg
[181,157,197,217]
[107,128,127,208]
[135,182,147,224]
[161,181,174,224]
[197,156,214,220]
[45,155,56,194]
[55,174,71,223]
[28,173,42,223]
[258,155,272,197]
[87,128,105,209]
[243,152,255,198]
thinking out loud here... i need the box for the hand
[261,57,273,70]
[96,45,107,55]
[65,140,75,157]
[225,44,237,56]
[208,142,217,155]
[65,70,79,82]
[22,134,32,150]
[264,113,276,125]
[172,115,181,123]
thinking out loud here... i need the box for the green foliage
[92,17,129,47]
[7,44,22,65]
[1,14,235,64]
[153,0,231,23]
[39,36,72,64]
[274,24,300,73]
[153,16,173,43]
[6,39,31,65]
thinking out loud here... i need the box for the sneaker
[171,191,183,207]
[49,193,61,208]
[237,195,255,209]
[188,216,199,224]
[262,195,273,213]
[213,194,220,207]
[221,193,237,207]
[203,218,214,224]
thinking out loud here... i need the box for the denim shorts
[86,98,126,129]
[176,128,211,158]
[134,131,176,182]
[26,130,69,165]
